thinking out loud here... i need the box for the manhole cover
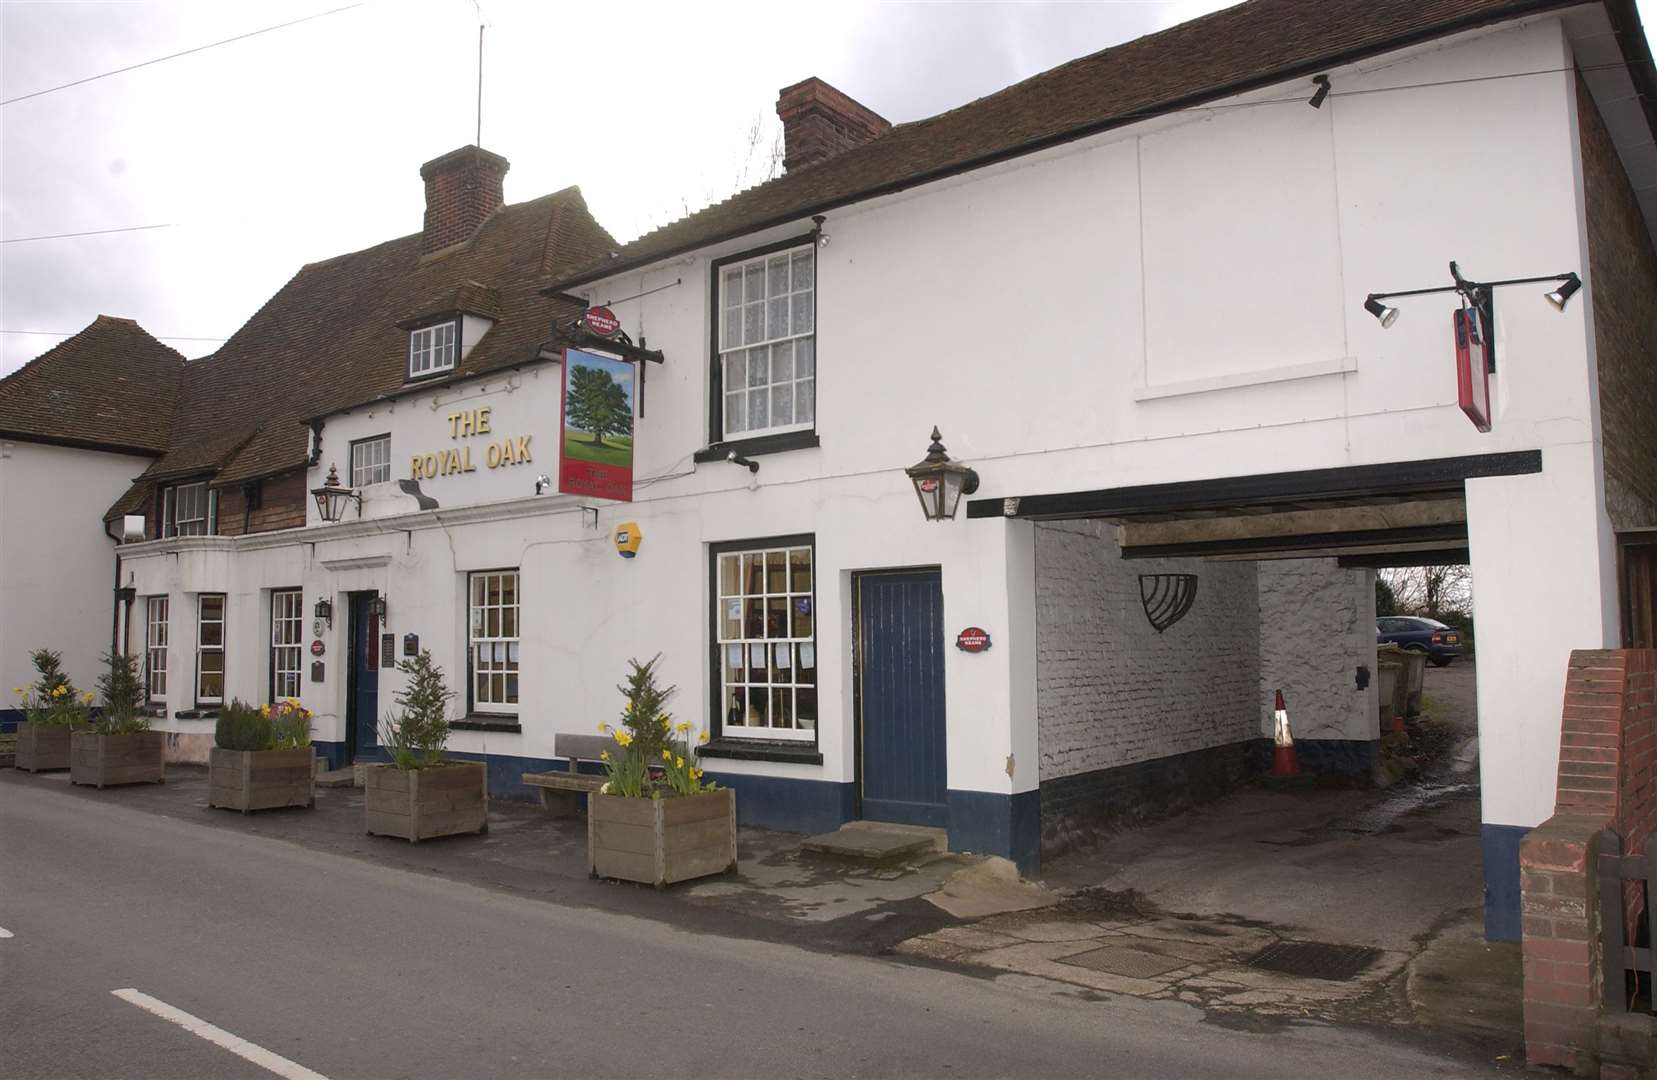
[1245,941,1380,981]
[1057,944,1189,979]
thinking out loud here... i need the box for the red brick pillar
[1520,817,1602,1071]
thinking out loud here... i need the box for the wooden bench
[522,733,612,817]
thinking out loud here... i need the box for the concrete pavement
[2,774,1500,1079]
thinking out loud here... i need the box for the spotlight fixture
[534,474,552,494]
[726,450,759,474]
[1545,273,1582,311]
[1364,295,1399,328]
[1362,260,1582,337]
[1308,74,1331,109]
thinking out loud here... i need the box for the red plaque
[956,627,992,653]
[1454,307,1492,433]
[580,306,621,338]
[310,639,325,657]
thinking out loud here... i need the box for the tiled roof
[131,185,616,492]
[548,0,1579,289]
[0,315,185,455]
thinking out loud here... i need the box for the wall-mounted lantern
[905,427,980,522]
[311,464,361,523]
[314,597,333,628]
[368,593,387,622]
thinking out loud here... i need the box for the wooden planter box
[588,788,737,887]
[15,722,77,772]
[209,747,316,812]
[69,730,165,788]
[363,761,488,842]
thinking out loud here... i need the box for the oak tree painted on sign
[565,366,633,449]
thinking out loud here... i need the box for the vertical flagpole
[475,21,484,147]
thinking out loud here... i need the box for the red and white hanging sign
[1454,306,1492,433]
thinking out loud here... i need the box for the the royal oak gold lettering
[409,406,532,480]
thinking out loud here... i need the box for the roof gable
[0,315,185,455]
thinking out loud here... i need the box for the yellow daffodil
[698,731,709,744]
[600,750,610,761]
[690,768,702,781]
[52,685,66,698]
[675,756,685,769]
[598,722,610,733]
[661,748,672,762]
[613,731,632,747]
[82,691,95,704]
[675,720,692,734]
[260,704,271,717]
[12,687,24,695]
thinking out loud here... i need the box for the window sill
[693,430,819,463]
[142,705,167,719]
[174,708,220,721]
[450,716,522,733]
[700,738,822,765]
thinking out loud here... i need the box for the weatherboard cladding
[547,0,1595,291]
[92,182,615,521]
[0,316,185,455]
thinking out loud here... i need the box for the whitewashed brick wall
[1256,559,1379,743]
[1035,521,1260,780]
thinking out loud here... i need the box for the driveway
[900,661,1515,1053]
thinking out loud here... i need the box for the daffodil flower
[698,731,709,744]
[675,756,685,769]
[661,748,672,762]
[600,750,610,761]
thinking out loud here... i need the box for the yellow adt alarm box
[614,521,642,559]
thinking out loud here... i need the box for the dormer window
[409,320,458,379]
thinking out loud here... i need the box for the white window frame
[350,434,392,488]
[717,244,815,441]
[196,594,225,707]
[468,570,520,716]
[714,540,816,742]
[270,589,303,701]
[408,320,457,380]
[145,596,168,704]
[164,481,215,537]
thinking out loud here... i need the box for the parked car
[1376,616,1465,666]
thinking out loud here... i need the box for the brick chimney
[419,146,510,255]
[776,78,891,172]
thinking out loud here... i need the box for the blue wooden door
[348,594,380,762]
[857,570,947,827]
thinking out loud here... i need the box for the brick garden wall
[1521,649,1657,1072]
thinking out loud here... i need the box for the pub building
[4,0,1655,939]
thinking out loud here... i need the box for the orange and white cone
[1270,689,1300,777]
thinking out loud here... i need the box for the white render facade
[80,10,1652,941]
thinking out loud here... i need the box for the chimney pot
[776,77,890,172]
[419,145,510,255]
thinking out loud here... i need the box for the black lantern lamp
[311,463,361,523]
[906,427,980,521]
[314,597,333,627]
[368,593,387,622]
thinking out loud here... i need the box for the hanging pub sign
[1454,305,1492,433]
[558,347,635,502]
[579,306,622,339]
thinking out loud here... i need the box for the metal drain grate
[1246,941,1380,981]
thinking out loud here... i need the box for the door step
[802,821,947,863]
[315,766,358,789]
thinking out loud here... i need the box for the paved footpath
[0,778,1502,1079]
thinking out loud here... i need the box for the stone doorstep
[315,767,357,789]
[802,821,946,863]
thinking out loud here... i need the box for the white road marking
[111,988,329,1080]
[0,926,13,938]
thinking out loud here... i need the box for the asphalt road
[1,780,1498,1080]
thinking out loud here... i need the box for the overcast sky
[1,0,1650,376]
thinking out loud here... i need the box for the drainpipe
[104,518,122,658]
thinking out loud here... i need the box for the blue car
[1376,616,1465,666]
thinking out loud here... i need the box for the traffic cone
[1270,689,1300,777]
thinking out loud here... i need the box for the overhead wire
[1,2,370,106]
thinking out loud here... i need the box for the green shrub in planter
[215,700,272,751]
[365,651,486,841]
[12,649,91,772]
[92,651,149,736]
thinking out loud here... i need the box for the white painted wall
[1,439,148,699]
[1034,520,1260,780]
[1257,559,1379,746]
